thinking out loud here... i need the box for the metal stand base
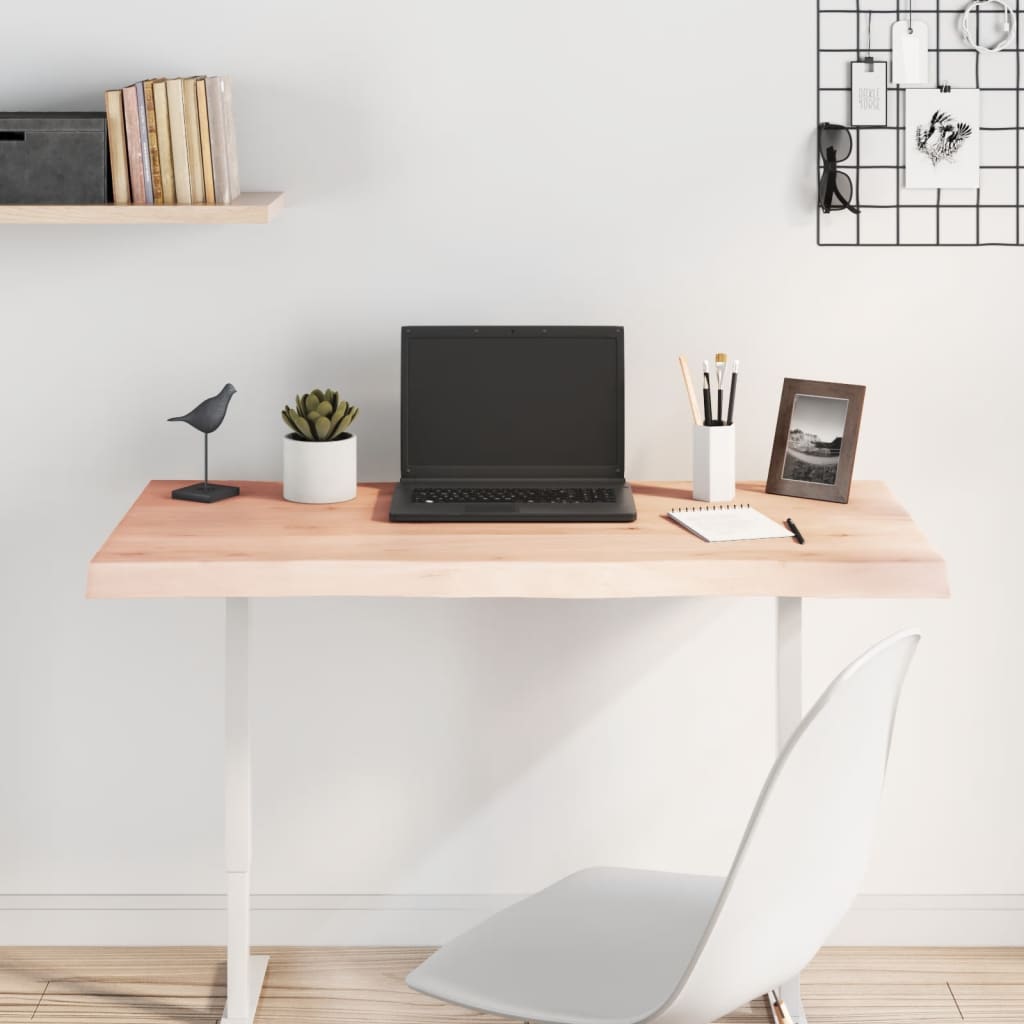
[172,482,240,503]
[219,954,269,1024]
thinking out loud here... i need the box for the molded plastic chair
[407,630,921,1024]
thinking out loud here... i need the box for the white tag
[892,21,929,84]
[851,61,888,126]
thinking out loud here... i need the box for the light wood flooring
[0,946,1021,1023]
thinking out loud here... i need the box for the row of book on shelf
[104,77,239,206]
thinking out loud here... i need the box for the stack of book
[104,77,240,206]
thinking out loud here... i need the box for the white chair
[407,630,921,1024]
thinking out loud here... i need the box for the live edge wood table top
[87,481,949,601]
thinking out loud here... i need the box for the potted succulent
[281,388,360,503]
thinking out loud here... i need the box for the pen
[678,356,702,426]
[785,518,805,544]
[726,358,739,426]
[702,360,713,426]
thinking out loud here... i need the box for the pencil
[678,356,702,425]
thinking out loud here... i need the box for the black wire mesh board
[817,1,1024,245]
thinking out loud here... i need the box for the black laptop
[389,326,637,523]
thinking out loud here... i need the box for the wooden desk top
[87,481,949,600]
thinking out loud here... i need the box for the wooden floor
[0,946,1021,1023]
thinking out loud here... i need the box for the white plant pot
[282,433,357,503]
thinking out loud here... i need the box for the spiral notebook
[668,504,793,543]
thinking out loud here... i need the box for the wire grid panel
[817,1,1024,245]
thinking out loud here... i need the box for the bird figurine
[168,383,240,503]
[168,382,237,433]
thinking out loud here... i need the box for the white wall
[1,0,1021,942]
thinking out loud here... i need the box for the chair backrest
[659,630,920,1024]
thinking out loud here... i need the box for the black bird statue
[168,383,240,503]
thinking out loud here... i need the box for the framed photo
[766,379,865,504]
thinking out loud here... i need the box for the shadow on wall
[253,595,738,889]
[279,327,401,480]
[795,129,820,222]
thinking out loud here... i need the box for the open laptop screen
[402,327,624,479]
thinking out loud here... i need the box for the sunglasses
[818,122,860,215]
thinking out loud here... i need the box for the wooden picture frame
[766,379,865,504]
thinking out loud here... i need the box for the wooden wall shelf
[0,191,284,224]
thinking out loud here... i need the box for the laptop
[390,326,637,523]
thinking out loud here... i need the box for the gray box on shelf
[0,113,109,204]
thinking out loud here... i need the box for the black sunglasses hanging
[818,122,860,215]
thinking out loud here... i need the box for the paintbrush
[715,352,728,424]
[726,358,739,426]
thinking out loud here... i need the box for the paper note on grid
[668,505,793,543]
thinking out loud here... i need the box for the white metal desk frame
[219,595,810,1024]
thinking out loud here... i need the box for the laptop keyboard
[412,486,617,504]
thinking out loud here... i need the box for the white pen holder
[693,424,736,503]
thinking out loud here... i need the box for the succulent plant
[282,388,359,441]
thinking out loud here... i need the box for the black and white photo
[782,393,849,487]
[767,379,866,504]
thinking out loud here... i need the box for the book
[104,89,130,204]
[152,80,176,204]
[667,504,793,543]
[195,78,216,204]
[134,82,154,203]
[164,78,192,204]
[142,80,163,204]
[181,76,206,203]
[204,76,231,204]
[220,76,241,202]
[121,84,146,203]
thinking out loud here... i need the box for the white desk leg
[776,596,808,1024]
[776,596,803,751]
[222,598,269,1024]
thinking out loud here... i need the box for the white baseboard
[829,893,1024,945]
[1,893,1022,946]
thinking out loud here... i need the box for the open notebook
[668,504,793,543]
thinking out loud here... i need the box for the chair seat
[407,867,725,1024]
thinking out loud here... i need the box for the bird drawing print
[915,110,973,166]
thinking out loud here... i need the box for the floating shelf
[0,191,284,225]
